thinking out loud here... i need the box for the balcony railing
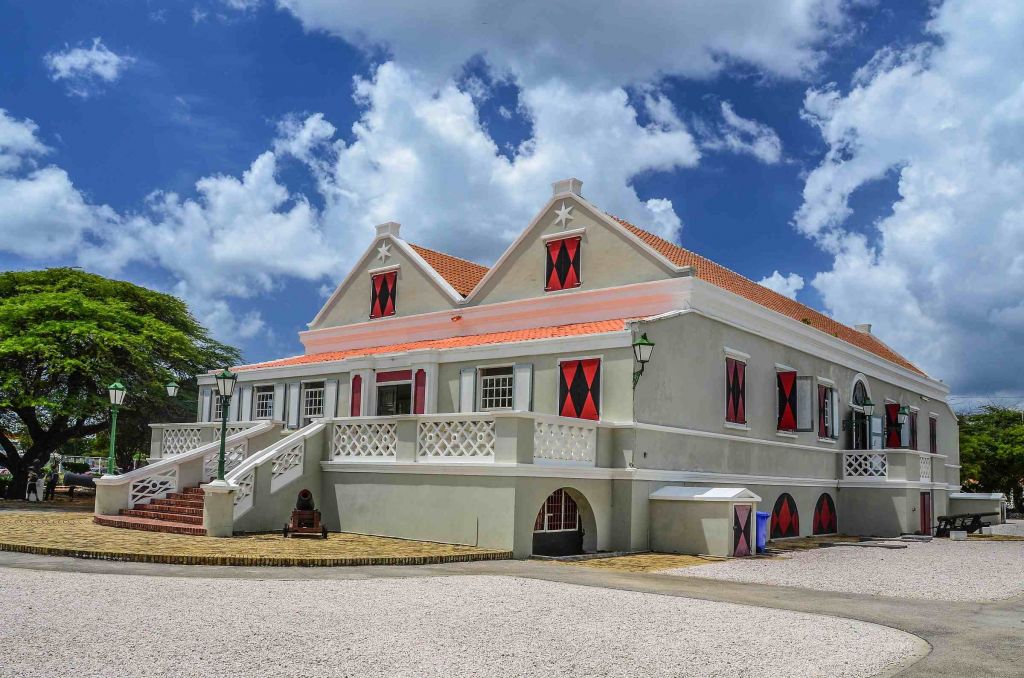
[843,452,888,478]
[326,412,598,467]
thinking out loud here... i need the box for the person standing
[25,471,39,501]
[44,469,59,501]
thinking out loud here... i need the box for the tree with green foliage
[0,268,239,498]
[958,406,1024,510]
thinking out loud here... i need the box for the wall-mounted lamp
[632,333,656,389]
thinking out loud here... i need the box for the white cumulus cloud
[44,38,135,98]
[758,270,805,299]
[795,0,1024,393]
[705,101,784,164]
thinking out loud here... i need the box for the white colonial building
[95,178,994,558]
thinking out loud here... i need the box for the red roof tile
[237,319,629,370]
[613,217,925,376]
[408,243,489,297]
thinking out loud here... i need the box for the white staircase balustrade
[151,421,260,460]
[95,421,276,514]
[161,426,204,456]
[228,422,325,519]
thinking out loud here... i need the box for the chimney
[552,178,583,197]
[854,323,872,334]
[375,222,401,238]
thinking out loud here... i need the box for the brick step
[120,509,204,525]
[150,497,204,509]
[94,514,206,536]
[134,502,203,517]
[181,487,205,496]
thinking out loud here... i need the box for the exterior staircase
[93,486,207,536]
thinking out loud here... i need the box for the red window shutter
[376,369,412,383]
[885,403,901,448]
[776,371,797,431]
[818,385,828,438]
[350,374,362,416]
[909,412,918,451]
[545,236,582,291]
[413,369,426,415]
[370,271,397,318]
[558,358,600,420]
[929,417,938,454]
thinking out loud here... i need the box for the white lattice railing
[130,467,178,506]
[331,422,397,459]
[533,419,597,465]
[844,452,888,478]
[228,421,324,518]
[203,439,249,479]
[919,456,932,483]
[161,426,204,456]
[418,418,496,460]
[96,421,275,511]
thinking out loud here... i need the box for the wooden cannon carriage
[283,488,328,539]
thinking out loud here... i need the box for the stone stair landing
[93,486,207,536]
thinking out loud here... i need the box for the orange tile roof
[237,319,629,370]
[613,217,926,376]
[409,243,489,297]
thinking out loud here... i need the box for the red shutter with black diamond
[369,271,397,318]
[545,236,581,291]
[885,403,901,448]
[558,358,600,420]
[813,493,838,534]
[771,493,800,539]
[777,371,797,431]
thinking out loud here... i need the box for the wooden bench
[935,512,999,537]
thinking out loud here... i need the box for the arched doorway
[771,493,800,539]
[812,493,838,535]
[533,488,585,556]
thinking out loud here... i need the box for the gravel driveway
[673,540,1024,601]
[0,569,922,678]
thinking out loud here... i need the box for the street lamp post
[106,381,126,475]
[214,369,237,482]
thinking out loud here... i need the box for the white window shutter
[830,389,840,438]
[239,385,253,422]
[272,383,286,421]
[870,415,884,449]
[459,368,477,413]
[900,414,911,448]
[323,379,339,419]
[228,391,240,421]
[199,388,212,423]
[287,382,301,428]
[796,376,813,431]
[513,363,534,411]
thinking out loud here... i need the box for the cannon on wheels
[282,488,328,539]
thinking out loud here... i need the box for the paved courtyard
[0,567,924,678]
[673,539,1024,601]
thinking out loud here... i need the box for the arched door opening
[771,493,800,539]
[533,488,584,556]
[812,493,838,535]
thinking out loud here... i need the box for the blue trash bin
[756,511,770,553]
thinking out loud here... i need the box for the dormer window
[370,271,397,318]
[545,236,581,291]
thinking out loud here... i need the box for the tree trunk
[3,445,50,499]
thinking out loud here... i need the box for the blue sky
[1,1,1022,406]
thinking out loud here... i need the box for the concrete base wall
[650,501,733,556]
[949,497,1005,524]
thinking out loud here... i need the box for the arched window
[533,489,584,556]
[812,493,838,535]
[852,380,868,407]
[770,493,800,539]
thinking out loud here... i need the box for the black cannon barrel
[62,472,96,489]
[295,488,314,511]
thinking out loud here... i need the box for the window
[817,384,839,439]
[479,367,514,410]
[885,403,902,448]
[725,357,746,425]
[545,236,581,291]
[929,416,938,454]
[212,393,223,421]
[369,271,397,318]
[302,382,325,422]
[558,358,601,420]
[909,410,919,450]
[852,380,868,407]
[254,386,274,419]
[533,489,581,532]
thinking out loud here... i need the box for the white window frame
[212,394,223,421]
[534,489,582,533]
[554,355,603,420]
[253,385,275,420]
[478,365,515,411]
[302,381,325,423]
[817,377,839,441]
